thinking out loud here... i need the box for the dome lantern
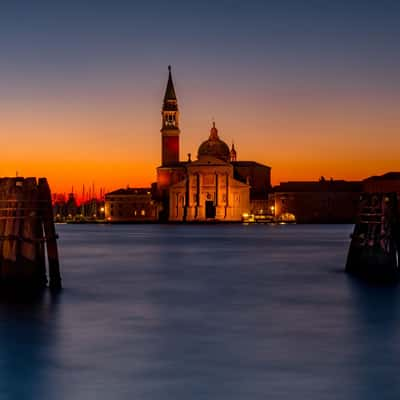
[197,122,230,162]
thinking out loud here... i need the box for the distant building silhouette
[363,172,400,197]
[105,188,159,222]
[271,178,363,223]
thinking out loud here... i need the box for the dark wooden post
[346,192,400,281]
[0,178,6,276]
[38,178,62,290]
[0,177,61,291]
[1,178,24,283]
[20,178,47,288]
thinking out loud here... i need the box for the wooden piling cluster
[0,177,61,291]
[346,192,400,281]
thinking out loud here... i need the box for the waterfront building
[156,67,271,222]
[104,188,159,222]
[104,67,271,223]
[168,127,250,221]
[363,172,400,199]
[271,178,363,223]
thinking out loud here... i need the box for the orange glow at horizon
[1,76,399,194]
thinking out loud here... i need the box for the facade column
[225,173,229,218]
[195,173,200,219]
[215,173,220,219]
[215,173,219,206]
[187,173,193,220]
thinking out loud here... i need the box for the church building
[155,67,271,222]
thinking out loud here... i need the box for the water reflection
[0,225,399,400]
[0,292,61,400]
[346,277,400,400]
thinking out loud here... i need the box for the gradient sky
[1,0,399,194]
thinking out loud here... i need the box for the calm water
[1,224,400,400]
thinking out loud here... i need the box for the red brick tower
[156,67,186,221]
[161,65,180,165]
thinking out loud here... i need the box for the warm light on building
[104,188,160,222]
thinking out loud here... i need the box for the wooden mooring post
[346,192,400,281]
[0,177,61,291]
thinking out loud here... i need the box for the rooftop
[232,161,271,169]
[106,188,152,196]
[274,180,363,193]
[364,172,400,181]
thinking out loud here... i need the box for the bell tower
[161,66,180,165]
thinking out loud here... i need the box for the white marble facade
[169,156,250,221]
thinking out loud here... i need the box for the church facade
[168,149,250,222]
[155,67,271,222]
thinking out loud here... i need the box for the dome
[197,123,230,162]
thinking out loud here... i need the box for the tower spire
[209,121,219,140]
[160,66,180,165]
[230,141,237,161]
[163,65,177,105]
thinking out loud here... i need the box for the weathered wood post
[21,177,47,288]
[38,178,61,290]
[0,179,7,277]
[346,192,400,281]
[0,177,61,291]
[1,177,24,284]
